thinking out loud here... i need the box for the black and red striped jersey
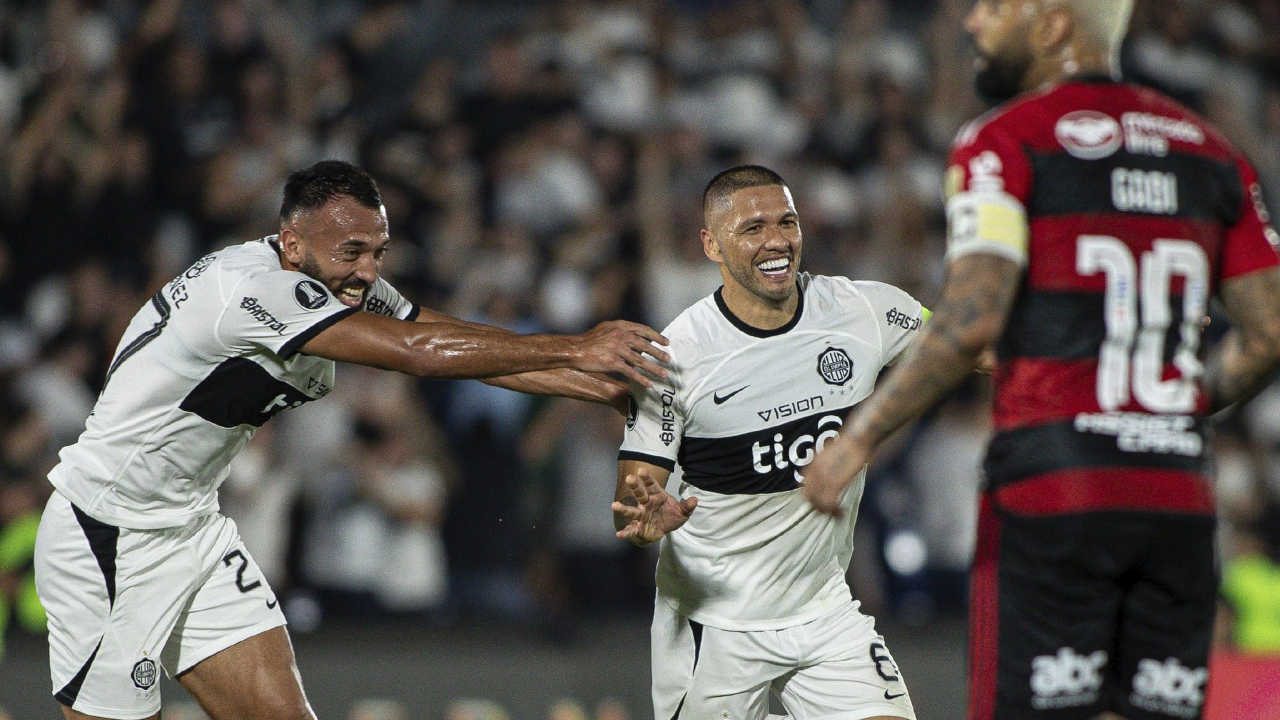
[944,77,1280,515]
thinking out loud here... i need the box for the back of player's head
[280,160,383,222]
[1051,0,1134,55]
[702,165,789,224]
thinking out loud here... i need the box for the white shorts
[651,598,917,720]
[34,491,285,719]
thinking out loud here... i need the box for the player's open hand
[574,321,670,388]
[612,471,697,546]
[801,433,870,517]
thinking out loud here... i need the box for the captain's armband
[945,190,1029,266]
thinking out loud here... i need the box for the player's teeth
[757,259,789,271]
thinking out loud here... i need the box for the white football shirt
[49,236,417,529]
[619,273,924,630]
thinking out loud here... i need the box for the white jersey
[49,237,417,529]
[619,273,924,630]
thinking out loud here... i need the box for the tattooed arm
[803,254,1021,516]
[1204,267,1280,413]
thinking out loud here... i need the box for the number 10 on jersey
[1076,236,1209,414]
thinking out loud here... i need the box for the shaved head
[1048,0,1134,56]
[702,165,790,227]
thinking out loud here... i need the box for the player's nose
[353,253,379,283]
[762,224,793,249]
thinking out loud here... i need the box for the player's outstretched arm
[301,311,669,387]
[1206,266,1280,413]
[407,305,640,410]
[804,253,1020,516]
[612,461,694,546]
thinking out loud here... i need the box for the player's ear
[277,226,304,266]
[1034,5,1074,54]
[701,228,722,263]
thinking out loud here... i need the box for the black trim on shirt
[279,307,359,359]
[180,357,317,427]
[713,282,805,338]
[403,305,421,322]
[103,291,171,386]
[618,450,676,472]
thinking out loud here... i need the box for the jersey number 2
[222,549,262,593]
[1076,235,1208,414]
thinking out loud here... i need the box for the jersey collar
[713,281,805,338]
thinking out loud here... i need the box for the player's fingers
[639,471,662,493]
[624,342,670,379]
[617,322,669,348]
[680,497,698,515]
[802,482,842,517]
[611,501,642,519]
[626,474,650,504]
[615,361,661,388]
[638,339,671,365]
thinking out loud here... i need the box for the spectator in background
[298,389,450,619]
[0,477,46,660]
[1219,492,1280,654]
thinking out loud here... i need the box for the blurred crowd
[2,0,1280,670]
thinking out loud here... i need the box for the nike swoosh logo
[884,690,906,700]
[712,385,749,404]
[266,598,278,609]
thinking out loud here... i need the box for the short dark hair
[702,165,788,220]
[280,160,382,221]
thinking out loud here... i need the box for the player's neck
[719,282,799,331]
[1024,48,1116,92]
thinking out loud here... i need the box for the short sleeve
[364,277,419,321]
[1221,157,1280,281]
[853,281,926,367]
[217,271,358,359]
[618,359,685,471]
[944,118,1033,265]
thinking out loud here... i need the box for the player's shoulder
[808,273,915,307]
[213,236,286,276]
[1121,85,1244,159]
[218,236,326,292]
[662,291,723,346]
[952,85,1060,151]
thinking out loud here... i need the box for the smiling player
[613,165,921,720]
[34,160,669,720]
